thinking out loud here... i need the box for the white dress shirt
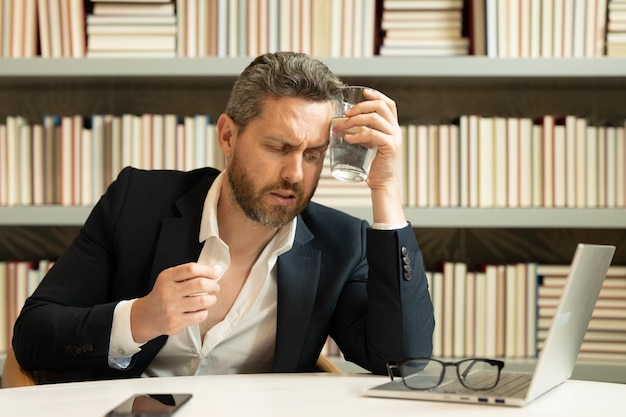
[108,172,296,376]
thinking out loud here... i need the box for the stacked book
[0,114,223,207]
[379,0,469,56]
[427,261,538,359]
[3,0,87,57]
[0,260,53,353]
[86,0,177,57]
[537,264,626,360]
[2,113,625,209]
[0,113,372,209]
[0,0,39,57]
[401,115,626,209]
[176,0,377,58]
[478,0,607,57]
[607,0,626,56]
[427,260,626,361]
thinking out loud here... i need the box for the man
[13,52,434,381]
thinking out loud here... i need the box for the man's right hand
[130,262,221,344]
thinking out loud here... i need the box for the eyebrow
[264,136,328,151]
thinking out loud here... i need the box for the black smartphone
[105,393,193,417]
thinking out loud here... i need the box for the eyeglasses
[386,357,505,391]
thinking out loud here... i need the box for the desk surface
[1,373,625,417]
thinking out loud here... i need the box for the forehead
[248,96,334,146]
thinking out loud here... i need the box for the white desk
[0,373,624,417]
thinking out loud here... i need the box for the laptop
[365,243,616,407]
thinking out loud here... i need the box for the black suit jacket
[13,167,434,381]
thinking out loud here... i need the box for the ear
[217,113,237,159]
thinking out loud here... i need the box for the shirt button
[117,348,126,355]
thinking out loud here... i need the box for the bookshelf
[2,56,626,382]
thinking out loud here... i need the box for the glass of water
[329,86,378,183]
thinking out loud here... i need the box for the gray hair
[225,52,344,129]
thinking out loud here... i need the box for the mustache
[262,180,304,197]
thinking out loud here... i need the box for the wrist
[370,186,405,225]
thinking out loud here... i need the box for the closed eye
[304,149,324,162]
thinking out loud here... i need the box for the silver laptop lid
[526,243,615,402]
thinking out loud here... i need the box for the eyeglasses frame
[386,357,506,391]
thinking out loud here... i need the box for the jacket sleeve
[331,223,435,375]
[12,167,135,376]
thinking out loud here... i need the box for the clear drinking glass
[329,86,378,183]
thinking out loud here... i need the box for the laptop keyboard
[435,372,532,398]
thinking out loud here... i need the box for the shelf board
[1,57,625,79]
[335,207,626,228]
[0,206,623,228]
[0,206,93,226]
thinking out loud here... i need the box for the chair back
[1,348,36,388]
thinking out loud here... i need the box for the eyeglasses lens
[400,359,444,390]
[457,359,500,389]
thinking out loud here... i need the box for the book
[31,124,44,205]
[383,0,464,9]
[0,123,7,204]
[478,116,494,207]
[88,34,176,51]
[504,264,518,357]
[416,124,429,207]
[459,115,470,207]
[0,262,7,351]
[468,0,486,55]
[431,271,444,357]
[18,123,32,205]
[452,262,467,358]
[468,115,479,207]
[507,117,519,207]
[464,271,476,357]
[474,270,487,356]
[37,0,51,57]
[86,24,177,35]
[518,117,532,207]
[449,124,460,207]
[542,115,555,208]
[427,125,439,206]
[618,124,625,207]
[493,117,507,207]
[484,264,498,357]
[553,123,566,207]
[586,125,599,207]
[92,2,176,15]
[442,262,454,357]
[68,0,86,57]
[438,124,450,207]
[86,15,177,25]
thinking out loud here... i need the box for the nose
[281,153,304,184]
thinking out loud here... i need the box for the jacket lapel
[149,174,217,286]
[273,217,321,371]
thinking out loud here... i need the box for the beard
[227,152,317,228]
